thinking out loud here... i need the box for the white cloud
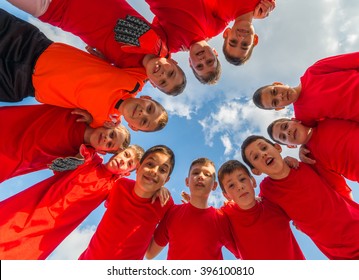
[221,134,232,155]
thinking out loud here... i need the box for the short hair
[107,124,131,154]
[158,65,187,96]
[128,144,145,163]
[222,37,256,66]
[252,85,272,109]
[190,56,222,85]
[218,160,251,193]
[140,145,175,176]
[267,118,291,145]
[241,135,275,169]
[151,99,168,132]
[189,157,216,178]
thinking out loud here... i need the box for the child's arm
[180,191,190,204]
[253,0,276,19]
[284,156,300,169]
[145,237,165,260]
[151,187,171,207]
[309,52,359,74]
[71,108,93,125]
[298,145,316,165]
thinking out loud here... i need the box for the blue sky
[1,0,359,260]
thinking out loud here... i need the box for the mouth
[286,91,289,100]
[143,174,157,184]
[195,182,205,188]
[239,192,249,198]
[266,157,274,166]
[293,129,297,140]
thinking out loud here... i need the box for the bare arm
[145,238,165,260]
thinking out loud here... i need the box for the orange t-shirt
[33,43,147,127]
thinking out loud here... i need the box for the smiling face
[223,20,257,60]
[189,41,218,78]
[144,56,185,94]
[88,126,125,153]
[104,147,139,175]
[260,83,299,109]
[244,139,289,179]
[185,163,217,197]
[134,151,172,198]
[120,96,166,132]
[271,120,311,146]
[222,168,256,210]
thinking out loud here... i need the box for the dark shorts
[0,9,52,102]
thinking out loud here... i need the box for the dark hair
[241,135,275,169]
[129,144,145,163]
[140,145,175,176]
[108,124,131,154]
[252,85,272,110]
[159,65,187,96]
[267,118,291,145]
[189,157,216,178]
[190,56,222,85]
[218,160,251,193]
[222,37,256,66]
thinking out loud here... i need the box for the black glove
[48,156,85,172]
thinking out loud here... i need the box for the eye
[107,141,112,148]
[160,80,166,86]
[168,70,174,78]
[141,118,148,127]
[204,172,211,177]
[160,167,168,174]
[196,64,203,70]
[110,131,114,138]
[147,104,153,114]
[124,151,129,158]
[240,177,246,182]
[206,59,214,66]
[229,39,237,47]
[228,183,234,189]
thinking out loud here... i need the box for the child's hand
[181,191,190,204]
[71,108,93,124]
[284,156,299,169]
[103,121,117,128]
[152,187,171,207]
[299,145,316,165]
[253,0,276,19]
[85,45,109,61]
[114,15,169,58]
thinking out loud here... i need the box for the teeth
[266,158,273,165]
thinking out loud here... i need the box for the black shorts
[0,9,52,102]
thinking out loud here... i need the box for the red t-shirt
[259,163,359,260]
[306,119,359,199]
[0,146,116,260]
[79,178,174,260]
[295,52,359,126]
[222,200,305,260]
[154,203,239,260]
[147,0,259,52]
[0,104,85,183]
[38,0,165,68]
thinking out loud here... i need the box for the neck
[133,183,155,199]
[189,194,209,209]
[235,11,254,22]
[269,161,291,180]
[83,126,94,144]
[304,127,313,144]
[292,84,302,101]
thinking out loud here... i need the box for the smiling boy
[241,135,359,259]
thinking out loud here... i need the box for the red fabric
[295,52,359,127]
[153,203,239,260]
[259,163,359,260]
[0,104,85,183]
[306,119,359,199]
[222,200,305,260]
[0,146,117,260]
[38,0,166,68]
[147,0,259,52]
[79,178,173,260]
[33,43,146,128]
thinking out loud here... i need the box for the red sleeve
[153,208,171,247]
[217,209,240,259]
[309,52,359,74]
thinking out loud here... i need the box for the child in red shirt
[5,1,186,96]
[267,118,359,200]
[253,52,359,127]
[146,158,239,260]
[218,160,305,260]
[0,104,129,184]
[241,135,359,259]
[0,144,145,260]
[79,145,175,259]
[0,9,168,132]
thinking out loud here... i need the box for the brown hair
[267,118,291,145]
[241,135,275,169]
[218,160,251,193]
[140,145,175,176]
[252,85,272,109]
[222,37,256,66]
[190,56,222,85]
[189,157,216,178]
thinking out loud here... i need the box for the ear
[165,176,170,184]
[211,181,218,191]
[272,82,283,86]
[291,117,300,123]
[128,124,139,131]
[253,34,259,46]
[212,48,218,56]
[251,168,262,176]
[223,191,232,201]
[222,27,230,39]
[140,95,152,100]
[287,144,297,149]
[250,176,257,188]
[274,143,283,153]
[274,107,285,111]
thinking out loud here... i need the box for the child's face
[145,56,184,94]
[223,20,256,60]
[222,169,256,210]
[271,120,309,145]
[185,163,217,196]
[122,96,163,132]
[260,84,297,109]
[89,127,125,153]
[104,147,138,175]
[244,139,285,178]
[135,152,172,197]
[189,42,218,77]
